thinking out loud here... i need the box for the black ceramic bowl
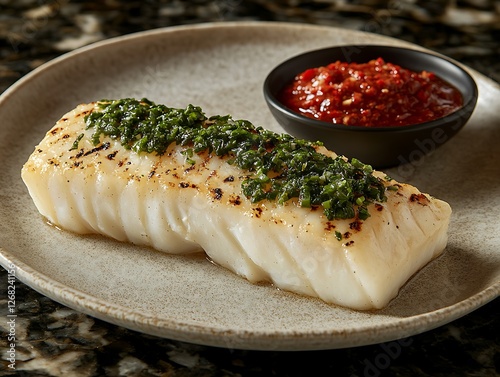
[263,45,478,168]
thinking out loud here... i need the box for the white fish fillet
[21,102,452,310]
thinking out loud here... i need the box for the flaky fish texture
[22,102,452,310]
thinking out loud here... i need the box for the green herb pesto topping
[79,98,387,221]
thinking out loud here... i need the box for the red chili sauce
[279,58,463,127]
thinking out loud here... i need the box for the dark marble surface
[1,1,499,376]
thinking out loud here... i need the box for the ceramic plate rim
[2,247,498,350]
[0,21,499,351]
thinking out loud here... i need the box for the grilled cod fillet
[21,101,452,310]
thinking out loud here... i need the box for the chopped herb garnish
[76,98,387,221]
[70,133,84,151]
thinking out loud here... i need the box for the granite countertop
[0,1,499,376]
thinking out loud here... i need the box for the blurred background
[1,0,499,94]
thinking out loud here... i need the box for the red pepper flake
[229,195,242,206]
[184,164,196,173]
[324,221,336,231]
[252,207,263,218]
[409,193,430,205]
[349,220,363,231]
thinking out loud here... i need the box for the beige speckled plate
[0,22,499,351]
